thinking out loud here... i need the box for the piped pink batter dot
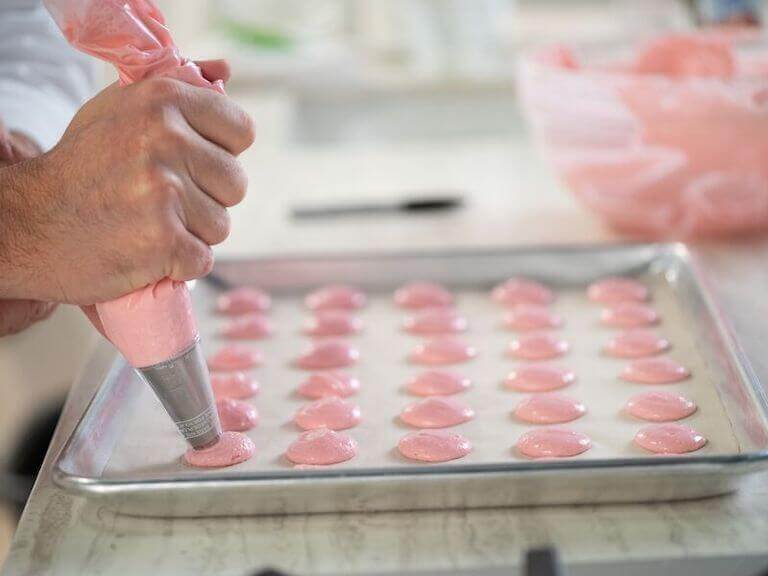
[403,308,468,335]
[296,340,360,370]
[604,330,670,358]
[221,314,273,340]
[587,277,649,303]
[505,364,576,392]
[394,281,454,309]
[634,423,707,454]
[398,430,473,463]
[305,285,366,311]
[503,305,563,331]
[304,310,362,337]
[297,372,360,399]
[626,391,697,422]
[211,372,259,400]
[622,357,691,384]
[184,431,255,468]
[406,370,472,396]
[208,345,262,372]
[514,394,586,424]
[216,398,258,432]
[516,428,592,459]
[491,278,554,306]
[410,337,477,365]
[216,287,271,315]
[294,397,362,431]
[601,302,659,328]
[508,333,569,360]
[285,428,358,465]
[400,397,474,428]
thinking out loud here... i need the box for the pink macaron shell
[410,337,477,366]
[210,372,259,400]
[184,431,255,468]
[626,391,697,422]
[622,358,691,384]
[304,285,366,311]
[491,278,554,306]
[400,397,475,428]
[398,430,473,463]
[295,340,360,370]
[216,287,271,315]
[514,394,587,425]
[406,370,472,396]
[294,397,362,431]
[587,277,649,303]
[504,364,576,392]
[503,305,563,331]
[285,428,358,465]
[304,310,363,337]
[516,428,592,459]
[216,398,259,432]
[601,302,660,328]
[208,345,263,372]
[508,333,569,360]
[634,423,707,454]
[403,308,468,335]
[297,372,361,399]
[221,314,273,340]
[394,281,454,309]
[604,330,670,358]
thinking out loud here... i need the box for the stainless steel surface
[136,339,221,450]
[51,244,768,517]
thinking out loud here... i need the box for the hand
[0,60,255,305]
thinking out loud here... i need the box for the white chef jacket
[0,0,96,151]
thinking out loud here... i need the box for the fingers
[178,177,231,246]
[168,229,214,282]
[0,300,56,337]
[197,59,231,84]
[184,135,248,208]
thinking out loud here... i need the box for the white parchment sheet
[103,274,739,479]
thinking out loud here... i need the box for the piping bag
[44,0,222,450]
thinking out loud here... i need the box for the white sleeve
[0,0,97,151]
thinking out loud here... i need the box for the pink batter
[304,310,363,337]
[297,371,360,399]
[604,329,670,358]
[216,398,258,432]
[305,285,366,311]
[294,397,362,431]
[216,287,271,315]
[505,364,576,392]
[410,337,477,365]
[400,397,474,428]
[184,431,255,468]
[394,281,454,309]
[398,430,473,463]
[491,278,554,306]
[503,305,563,331]
[634,423,707,454]
[97,278,197,368]
[208,345,262,372]
[406,370,472,396]
[221,314,273,340]
[295,340,360,370]
[403,308,468,335]
[601,302,659,328]
[516,428,592,459]
[626,391,697,422]
[285,428,358,465]
[508,333,569,360]
[622,357,691,384]
[587,277,649,304]
[514,394,587,424]
[210,372,259,400]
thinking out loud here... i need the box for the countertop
[3,87,768,575]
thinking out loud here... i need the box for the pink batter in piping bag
[44,0,222,450]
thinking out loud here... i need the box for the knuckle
[220,160,248,206]
[208,208,231,245]
[144,77,183,105]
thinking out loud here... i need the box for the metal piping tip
[136,337,221,450]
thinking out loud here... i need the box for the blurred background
[1,0,765,564]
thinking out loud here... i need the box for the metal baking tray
[52,243,768,517]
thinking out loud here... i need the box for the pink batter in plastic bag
[44,0,223,367]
